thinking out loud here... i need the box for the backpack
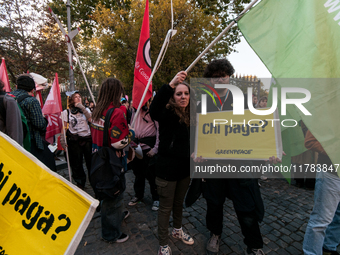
[89,108,126,200]
[0,94,31,151]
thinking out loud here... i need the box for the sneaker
[245,248,265,255]
[101,233,129,244]
[128,197,142,206]
[323,248,340,255]
[158,245,172,255]
[115,233,129,243]
[260,175,267,180]
[172,228,194,245]
[206,233,221,255]
[152,201,159,211]
[123,210,130,220]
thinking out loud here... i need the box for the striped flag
[42,73,63,142]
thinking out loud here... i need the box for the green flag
[238,0,340,177]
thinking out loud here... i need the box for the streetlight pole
[67,0,75,91]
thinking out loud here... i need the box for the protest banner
[0,132,99,255]
[194,109,282,160]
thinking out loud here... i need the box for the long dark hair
[166,81,196,127]
[92,78,124,121]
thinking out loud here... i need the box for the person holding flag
[150,71,195,255]
[60,91,92,190]
[129,0,161,210]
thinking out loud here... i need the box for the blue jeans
[303,171,340,254]
[101,193,124,241]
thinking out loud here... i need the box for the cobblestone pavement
[56,164,340,255]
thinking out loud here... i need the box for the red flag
[0,58,11,92]
[42,73,63,141]
[132,0,152,109]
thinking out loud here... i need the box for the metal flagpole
[48,6,94,102]
[61,114,72,182]
[185,0,260,73]
[66,0,75,91]
[70,41,96,105]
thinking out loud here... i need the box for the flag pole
[185,0,260,73]
[131,29,174,128]
[70,41,96,105]
[61,114,72,182]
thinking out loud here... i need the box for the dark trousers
[130,149,159,201]
[294,163,316,189]
[67,138,92,187]
[101,193,124,241]
[156,176,191,246]
[30,140,56,171]
[205,178,263,250]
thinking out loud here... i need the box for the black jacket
[149,84,190,181]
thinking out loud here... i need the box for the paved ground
[56,160,340,255]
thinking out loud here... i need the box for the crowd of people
[0,59,339,255]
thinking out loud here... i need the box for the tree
[93,0,249,96]
[0,0,70,85]
[231,74,268,98]
[49,0,131,40]
[76,37,111,89]
[48,0,251,42]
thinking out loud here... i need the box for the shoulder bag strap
[102,107,115,147]
[16,94,31,104]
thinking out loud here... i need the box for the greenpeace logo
[324,0,340,25]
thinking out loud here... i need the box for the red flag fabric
[42,73,63,140]
[0,58,11,92]
[132,0,152,109]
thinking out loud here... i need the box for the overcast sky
[228,37,272,91]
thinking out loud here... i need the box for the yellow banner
[0,132,99,255]
[194,109,282,160]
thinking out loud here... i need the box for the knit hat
[17,75,36,92]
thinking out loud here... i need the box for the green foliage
[93,0,250,96]
[49,0,131,40]
[0,0,70,85]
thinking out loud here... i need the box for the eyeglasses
[211,77,229,83]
